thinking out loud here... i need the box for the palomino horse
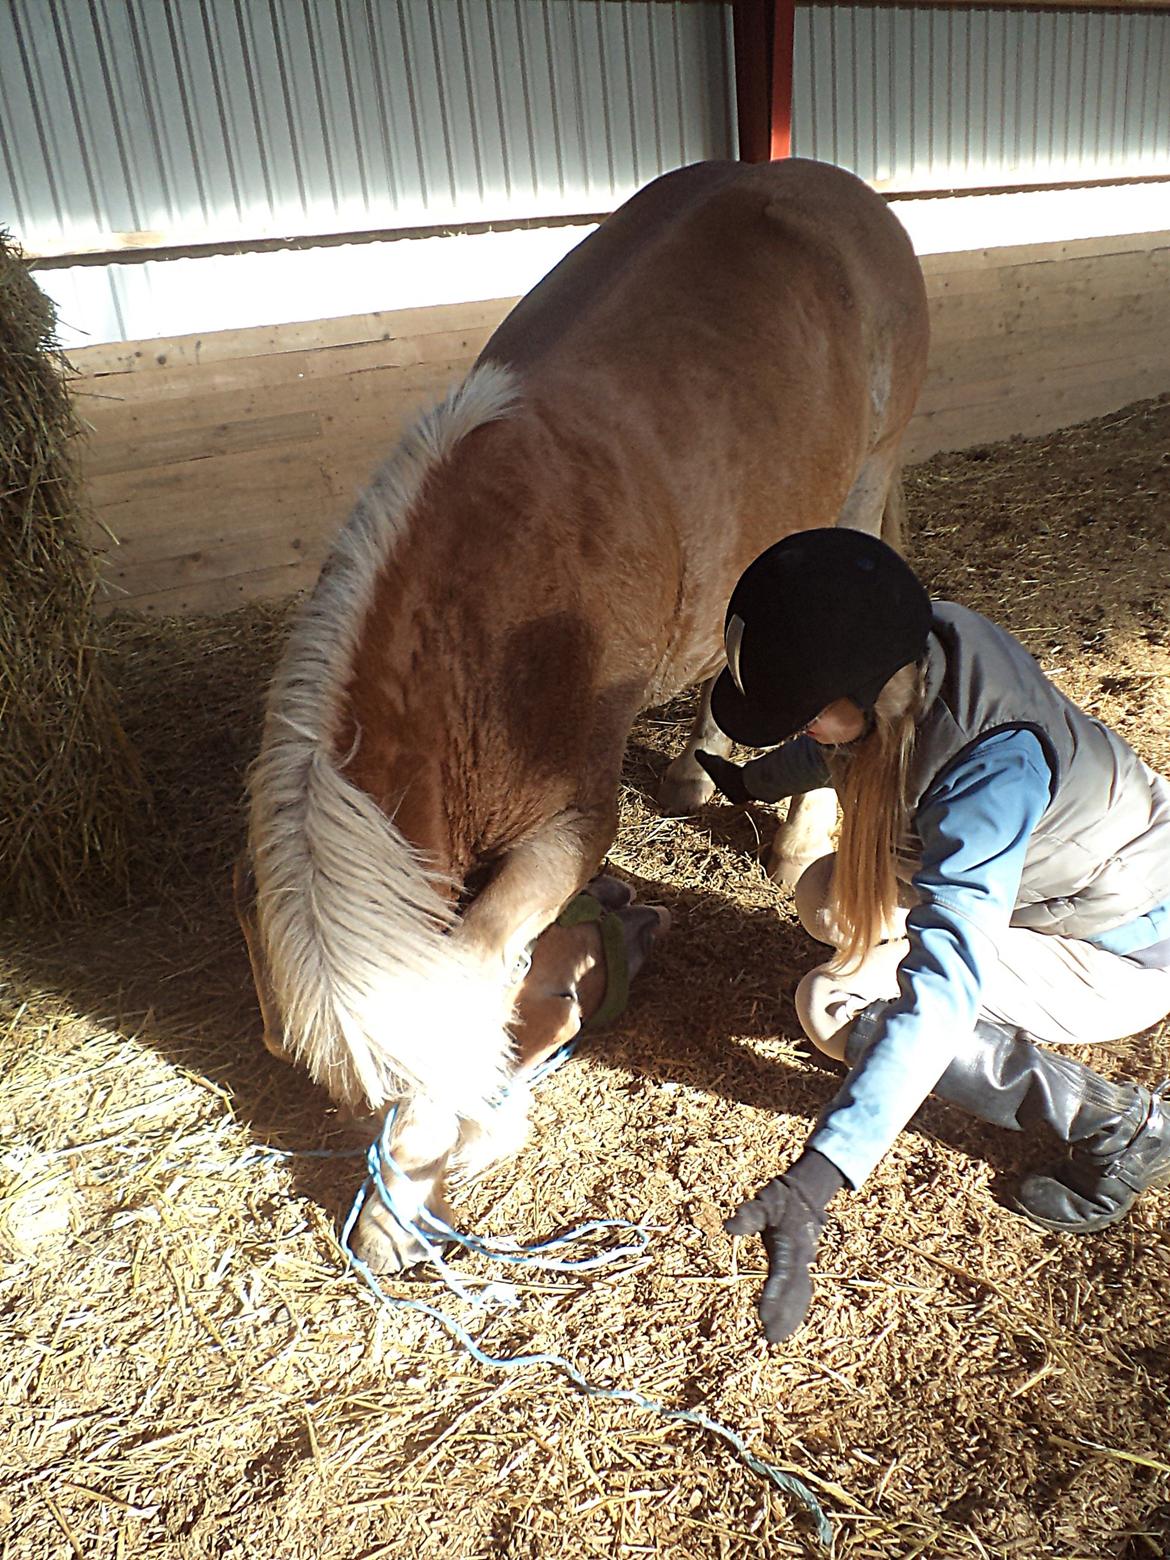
[242,158,930,1269]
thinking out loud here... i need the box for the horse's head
[235,854,670,1273]
[234,856,669,1083]
[510,875,670,1072]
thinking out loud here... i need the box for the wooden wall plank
[119,559,325,618]
[917,229,1170,277]
[84,410,323,478]
[86,442,332,525]
[75,230,1170,616]
[922,324,1170,411]
[65,298,516,377]
[97,490,339,571]
[99,516,340,602]
[927,285,1165,344]
[903,366,1170,462]
[923,245,1170,305]
[71,321,500,413]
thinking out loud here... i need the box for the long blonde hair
[824,661,925,972]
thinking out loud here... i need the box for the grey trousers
[793,853,1170,1060]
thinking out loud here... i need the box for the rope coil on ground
[340,1102,834,1547]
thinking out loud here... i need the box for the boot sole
[1010,1199,1133,1235]
[1011,1169,1170,1234]
[1011,1129,1170,1233]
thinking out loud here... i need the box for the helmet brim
[709,666,820,750]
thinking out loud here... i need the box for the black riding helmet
[710,528,933,749]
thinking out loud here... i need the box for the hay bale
[0,231,146,918]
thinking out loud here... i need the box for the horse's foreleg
[659,675,730,814]
[348,817,613,1276]
[446,806,616,1173]
[767,787,839,890]
[456,808,616,978]
[347,1092,462,1274]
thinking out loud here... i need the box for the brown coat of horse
[242,159,929,1268]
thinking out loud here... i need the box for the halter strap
[555,890,631,1030]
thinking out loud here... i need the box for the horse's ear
[232,854,256,907]
[231,853,292,1064]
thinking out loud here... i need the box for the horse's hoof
[582,873,636,911]
[766,848,816,891]
[347,1190,439,1275]
[657,766,715,815]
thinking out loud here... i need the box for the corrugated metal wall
[1,0,735,259]
[793,5,1170,190]
[7,0,1170,348]
[9,1,1170,251]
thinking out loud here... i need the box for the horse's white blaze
[247,363,522,1117]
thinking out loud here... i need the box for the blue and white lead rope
[338,1099,833,1547]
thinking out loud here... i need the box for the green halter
[555,889,632,1031]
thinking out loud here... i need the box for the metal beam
[732,0,796,162]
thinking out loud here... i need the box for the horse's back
[458,160,928,706]
[480,159,926,395]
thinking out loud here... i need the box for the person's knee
[795,966,851,1059]
[793,854,838,943]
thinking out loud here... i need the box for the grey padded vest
[903,602,1170,940]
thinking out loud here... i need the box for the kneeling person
[697,528,1170,1342]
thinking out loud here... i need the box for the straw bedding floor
[3,395,1169,1560]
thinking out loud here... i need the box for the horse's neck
[335,710,448,869]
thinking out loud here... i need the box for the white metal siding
[793,6,1170,190]
[11,1,1170,349]
[1,0,736,259]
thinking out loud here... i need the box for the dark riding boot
[845,1005,1170,1234]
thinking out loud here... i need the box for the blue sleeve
[742,735,831,801]
[806,727,1054,1188]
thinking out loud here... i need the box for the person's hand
[724,1151,846,1341]
[694,749,751,806]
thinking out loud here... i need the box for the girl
[696,527,1170,1343]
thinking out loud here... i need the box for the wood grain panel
[87,443,332,529]
[74,234,1170,616]
[921,324,1170,411]
[903,365,1170,461]
[66,299,514,377]
[84,410,323,478]
[122,558,325,618]
[71,324,500,415]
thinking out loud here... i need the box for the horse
[240,158,930,1269]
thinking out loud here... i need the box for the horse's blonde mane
[246,361,521,1115]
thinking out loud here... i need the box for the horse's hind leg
[767,787,839,890]
[659,675,730,814]
[878,464,907,553]
[837,443,907,550]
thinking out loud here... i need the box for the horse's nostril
[583,873,636,912]
[614,902,671,978]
